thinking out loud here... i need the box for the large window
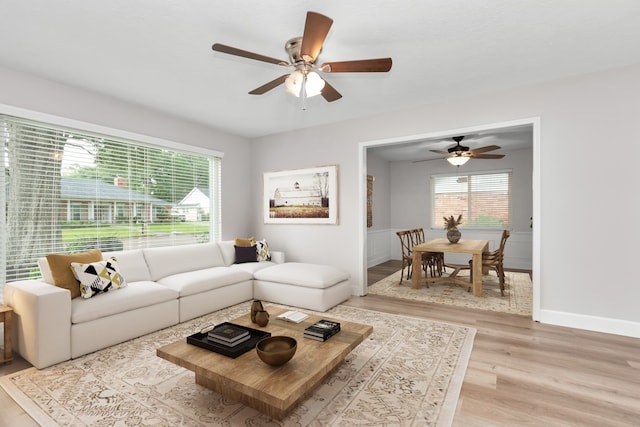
[431,170,512,229]
[1,114,222,295]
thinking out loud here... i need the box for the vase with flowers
[444,214,463,243]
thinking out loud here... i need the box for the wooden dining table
[411,238,489,296]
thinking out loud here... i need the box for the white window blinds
[431,170,512,229]
[1,114,221,289]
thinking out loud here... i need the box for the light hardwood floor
[353,260,640,426]
[1,261,639,426]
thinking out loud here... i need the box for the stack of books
[207,323,250,347]
[304,319,341,342]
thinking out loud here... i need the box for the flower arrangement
[443,214,463,230]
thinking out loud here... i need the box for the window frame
[1,106,224,297]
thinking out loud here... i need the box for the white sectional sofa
[3,241,352,369]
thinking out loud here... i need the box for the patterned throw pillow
[70,257,128,299]
[256,239,271,262]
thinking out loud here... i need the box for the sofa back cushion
[38,257,55,284]
[102,249,151,282]
[143,242,225,281]
[218,240,235,266]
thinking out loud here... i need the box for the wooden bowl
[256,336,297,366]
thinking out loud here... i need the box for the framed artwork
[263,165,338,224]
[367,175,374,228]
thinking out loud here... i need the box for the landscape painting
[263,165,338,224]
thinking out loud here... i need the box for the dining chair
[469,230,510,296]
[396,230,414,283]
[411,228,444,278]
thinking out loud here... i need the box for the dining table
[411,238,489,296]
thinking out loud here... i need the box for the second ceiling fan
[428,136,505,166]
[212,11,392,103]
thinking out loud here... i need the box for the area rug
[369,269,532,316]
[0,302,475,426]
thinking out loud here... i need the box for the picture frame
[263,165,338,224]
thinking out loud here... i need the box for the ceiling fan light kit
[284,69,325,98]
[211,11,392,107]
[447,155,471,166]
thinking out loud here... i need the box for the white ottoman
[252,262,351,312]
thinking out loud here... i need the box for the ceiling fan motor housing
[448,144,469,154]
[286,37,321,64]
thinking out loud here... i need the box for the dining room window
[431,170,512,229]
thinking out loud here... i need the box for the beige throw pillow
[234,236,256,247]
[46,249,103,298]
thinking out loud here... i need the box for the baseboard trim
[539,309,640,338]
[367,255,390,269]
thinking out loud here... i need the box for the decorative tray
[187,322,271,358]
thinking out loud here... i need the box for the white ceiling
[2,1,640,140]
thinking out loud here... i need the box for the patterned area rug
[0,302,475,426]
[369,269,532,316]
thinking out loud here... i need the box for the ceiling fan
[427,136,505,166]
[211,11,392,104]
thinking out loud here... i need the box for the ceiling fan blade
[469,145,501,155]
[212,43,288,66]
[300,11,333,63]
[430,149,450,155]
[248,74,289,95]
[321,80,342,102]
[470,153,505,159]
[412,158,440,163]
[321,58,393,73]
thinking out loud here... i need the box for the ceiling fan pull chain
[300,73,308,110]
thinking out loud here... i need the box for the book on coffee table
[276,310,309,323]
[304,319,341,341]
[207,334,251,347]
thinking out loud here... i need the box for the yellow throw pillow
[234,236,256,247]
[46,249,103,298]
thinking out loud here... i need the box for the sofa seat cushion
[253,262,349,289]
[157,267,252,297]
[71,281,178,324]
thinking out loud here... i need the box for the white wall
[252,63,640,338]
[0,66,253,239]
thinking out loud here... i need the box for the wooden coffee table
[157,307,373,420]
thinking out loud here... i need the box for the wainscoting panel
[367,229,393,268]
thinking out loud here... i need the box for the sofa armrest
[270,251,285,264]
[4,280,72,369]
